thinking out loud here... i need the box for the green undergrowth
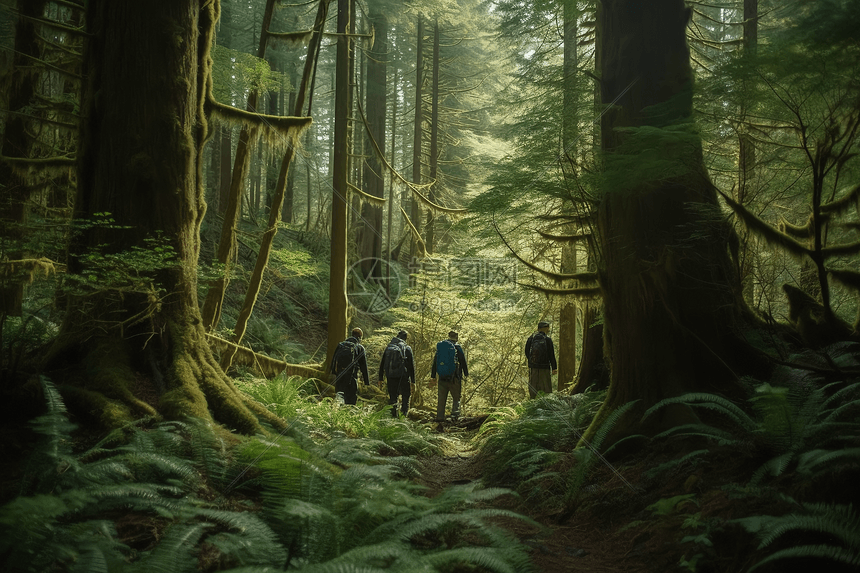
[0,376,536,572]
[475,389,607,509]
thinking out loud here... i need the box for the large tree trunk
[325,0,351,370]
[47,0,281,434]
[583,0,746,443]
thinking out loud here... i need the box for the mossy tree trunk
[48,0,280,434]
[199,0,276,333]
[582,0,747,443]
[0,0,47,318]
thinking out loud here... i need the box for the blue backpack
[435,340,458,378]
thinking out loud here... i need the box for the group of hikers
[328,320,558,422]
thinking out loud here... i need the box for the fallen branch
[206,334,326,380]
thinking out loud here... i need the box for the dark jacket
[330,336,370,384]
[525,331,557,370]
[378,337,415,384]
[431,340,468,379]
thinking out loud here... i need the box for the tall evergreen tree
[47,0,303,432]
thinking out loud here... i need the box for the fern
[642,393,758,434]
[736,502,860,571]
[478,390,606,491]
[563,400,641,505]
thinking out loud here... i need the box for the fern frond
[642,394,757,433]
[126,523,210,573]
[589,400,639,452]
[821,381,860,410]
[796,448,860,476]
[749,544,860,572]
[643,449,709,480]
[757,506,860,550]
[651,424,740,446]
[750,452,794,485]
[424,546,524,573]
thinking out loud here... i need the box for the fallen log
[206,334,326,380]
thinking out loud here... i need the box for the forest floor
[414,419,776,573]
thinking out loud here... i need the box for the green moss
[57,385,137,429]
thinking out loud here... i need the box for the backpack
[332,339,358,374]
[529,332,549,367]
[384,339,408,379]
[435,340,458,378]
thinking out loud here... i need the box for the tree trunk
[0,0,47,318]
[737,0,758,303]
[283,65,298,225]
[410,16,424,260]
[426,21,440,255]
[219,0,327,371]
[199,0,277,332]
[48,0,282,434]
[359,5,387,278]
[325,0,352,370]
[583,0,746,443]
[557,0,579,391]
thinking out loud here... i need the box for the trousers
[435,375,461,421]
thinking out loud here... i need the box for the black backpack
[529,332,549,367]
[332,339,359,374]
[384,339,408,379]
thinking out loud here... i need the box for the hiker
[525,320,558,399]
[329,327,370,405]
[378,329,416,418]
[429,330,468,422]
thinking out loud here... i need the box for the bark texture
[48,0,280,433]
[584,0,746,442]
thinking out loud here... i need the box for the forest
[1,0,859,571]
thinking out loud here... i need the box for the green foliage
[237,374,441,455]
[2,379,283,572]
[643,373,860,486]
[477,390,606,489]
[647,494,697,516]
[562,400,642,506]
[211,44,287,103]
[62,232,179,296]
[735,502,860,571]
[3,376,537,573]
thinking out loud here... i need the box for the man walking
[329,327,370,405]
[525,320,557,399]
[429,330,468,422]
[378,330,416,418]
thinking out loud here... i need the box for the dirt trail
[414,423,639,573]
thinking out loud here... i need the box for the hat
[448,330,459,340]
[537,321,550,328]
[397,329,408,340]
